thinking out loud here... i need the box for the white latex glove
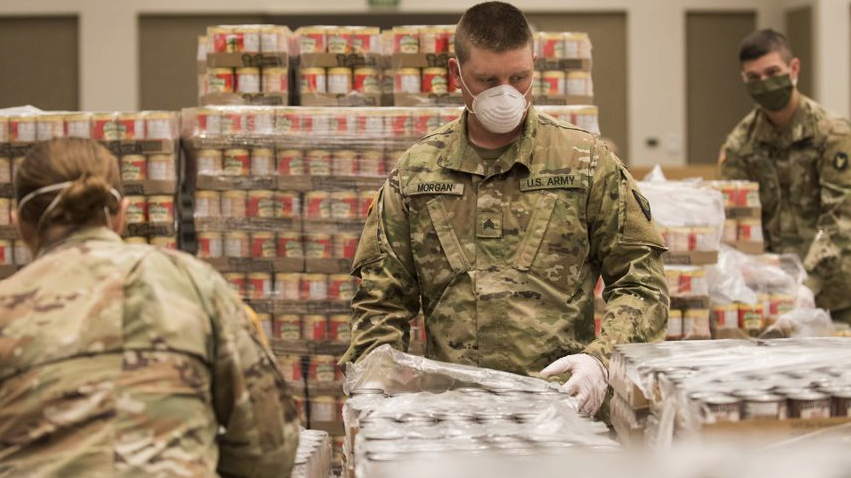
[539,354,608,417]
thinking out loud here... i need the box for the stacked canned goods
[706,180,764,248]
[532,32,594,101]
[3,110,178,142]
[386,25,458,97]
[537,105,601,135]
[293,26,383,97]
[201,25,290,99]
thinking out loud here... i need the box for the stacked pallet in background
[610,338,851,447]
[0,109,181,279]
[705,180,764,254]
[198,25,292,106]
[532,31,594,105]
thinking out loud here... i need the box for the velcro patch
[520,174,586,191]
[476,211,502,238]
[407,182,465,196]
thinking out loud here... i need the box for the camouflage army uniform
[341,107,670,375]
[0,228,299,477]
[720,96,851,322]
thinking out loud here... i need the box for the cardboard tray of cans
[611,338,851,444]
[199,25,292,106]
[705,180,766,255]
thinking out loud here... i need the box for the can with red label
[331,150,358,176]
[711,304,738,332]
[395,68,421,94]
[148,154,176,181]
[334,233,360,259]
[355,110,384,136]
[328,314,351,342]
[538,32,565,59]
[353,67,381,94]
[278,354,304,383]
[246,190,275,218]
[304,233,333,259]
[542,71,565,96]
[236,67,261,94]
[208,68,236,93]
[0,117,8,143]
[147,196,174,224]
[197,232,223,258]
[275,314,302,340]
[326,27,351,54]
[386,111,412,138]
[304,191,331,220]
[144,112,175,140]
[224,231,249,258]
[275,109,300,134]
[224,272,247,297]
[0,240,11,265]
[358,150,384,177]
[220,110,246,136]
[197,149,223,175]
[9,116,36,142]
[121,155,147,181]
[392,26,419,54]
[300,67,327,94]
[223,149,250,176]
[248,272,273,299]
[412,108,442,136]
[327,67,353,95]
[330,191,358,219]
[358,190,377,218]
[277,231,303,258]
[420,26,450,54]
[275,191,301,219]
[245,109,274,135]
[738,219,763,242]
[308,354,338,382]
[301,274,328,300]
[116,113,145,140]
[305,149,331,176]
[303,314,328,341]
[667,309,683,340]
[328,274,355,300]
[125,196,147,224]
[222,190,247,218]
[739,303,765,336]
[275,273,302,300]
[150,236,176,250]
[298,26,326,53]
[276,149,304,176]
[262,67,288,93]
[350,26,379,54]
[90,113,119,141]
[422,68,448,94]
[250,232,276,258]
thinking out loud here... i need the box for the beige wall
[1,0,849,167]
[786,6,814,97]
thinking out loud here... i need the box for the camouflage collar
[38,226,123,258]
[438,107,539,176]
[752,95,819,148]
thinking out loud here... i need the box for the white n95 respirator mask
[457,65,532,134]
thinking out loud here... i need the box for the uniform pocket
[515,191,588,293]
[425,197,472,274]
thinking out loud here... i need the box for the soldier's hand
[540,354,608,417]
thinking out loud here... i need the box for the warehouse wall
[0,0,849,167]
[786,6,814,98]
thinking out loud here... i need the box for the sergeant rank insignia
[477,211,502,238]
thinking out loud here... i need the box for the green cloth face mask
[747,74,794,111]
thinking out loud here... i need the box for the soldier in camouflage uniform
[0,138,298,477]
[720,30,851,323]
[342,2,669,417]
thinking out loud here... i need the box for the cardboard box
[196,174,279,191]
[194,217,301,233]
[610,372,651,410]
[662,250,719,266]
[724,240,765,255]
[126,222,175,237]
[701,417,851,441]
[102,139,177,156]
[305,258,353,274]
[0,183,12,198]
[393,92,463,107]
[300,53,383,69]
[244,299,308,315]
[670,295,711,310]
[200,92,288,106]
[391,52,452,69]
[533,94,594,106]
[534,58,593,72]
[0,225,18,241]
[202,257,304,273]
[206,52,288,69]
[725,206,762,220]
[298,92,381,107]
[123,180,178,196]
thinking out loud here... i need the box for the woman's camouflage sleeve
[192,261,300,478]
[340,169,421,365]
[582,141,670,367]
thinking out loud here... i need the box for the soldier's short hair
[454,1,534,64]
[739,29,794,63]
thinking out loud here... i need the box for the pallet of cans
[290,429,333,478]
[342,346,616,478]
[532,31,594,106]
[664,265,711,341]
[387,25,463,107]
[294,26,387,107]
[638,179,725,266]
[610,338,851,445]
[0,109,180,274]
[199,25,292,106]
[705,180,764,255]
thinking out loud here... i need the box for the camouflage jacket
[720,96,851,312]
[341,108,669,375]
[0,228,298,478]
